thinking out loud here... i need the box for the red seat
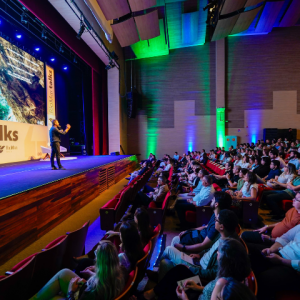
[281,200,293,212]
[148,192,171,232]
[212,183,222,191]
[149,224,161,259]
[185,205,213,227]
[30,235,68,295]
[0,256,36,300]
[135,241,152,287]
[247,270,258,296]
[115,267,138,300]
[62,221,90,269]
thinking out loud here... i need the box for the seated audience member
[172,192,232,251]
[174,152,179,160]
[225,168,249,198]
[175,176,215,229]
[232,171,258,204]
[240,154,250,169]
[31,241,127,300]
[262,148,269,158]
[286,151,300,170]
[241,191,300,245]
[224,165,241,190]
[248,156,256,170]
[142,235,250,300]
[132,176,169,212]
[156,158,172,175]
[178,153,187,167]
[247,224,300,300]
[212,162,233,188]
[261,174,300,221]
[209,149,216,160]
[253,156,270,178]
[218,150,225,163]
[201,153,208,165]
[257,160,281,184]
[267,162,297,189]
[75,221,144,275]
[233,154,243,167]
[176,168,201,194]
[221,152,232,166]
[127,160,151,183]
[209,278,256,300]
[107,207,153,247]
[269,149,286,169]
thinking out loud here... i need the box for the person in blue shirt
[173,152,179,161]
[258,160,282,183]
[287,151,300,170]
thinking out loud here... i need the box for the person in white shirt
[267,163,297,189]
[233,154,243,167]
[248,220,300,299]
[240,154,250,169]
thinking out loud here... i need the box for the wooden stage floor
[0,155,138,265]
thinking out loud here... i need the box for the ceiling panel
[279,0,300,27]
[245,0,264,7]
[221,0,247,15]
[111,18,140,47]
[96,0,130,20]
[135,10,160,40]
[231,6,262,35]
[255,1,284,33]
[212,15,239,41]
[128,0,157,12]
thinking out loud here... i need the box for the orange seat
[115,267,138,300]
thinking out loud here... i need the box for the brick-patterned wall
[226,27,300,130]
[127,43,216,159]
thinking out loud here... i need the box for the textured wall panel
[221,0,247,15]
[226,27,300,129]
[96,0,130,20]
[127,44,216,158]
[212,15,239,41]
[279,0,300,27]
[134,10,160,41]
[128,0,157,12]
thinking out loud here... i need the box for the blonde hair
[86,240,125,300]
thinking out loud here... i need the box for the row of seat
[0,221,90,300]
[100,167,154,231]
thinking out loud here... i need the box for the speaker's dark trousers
[51,142,62,168]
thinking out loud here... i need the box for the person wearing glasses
[31,240,127,300]
[138,237,251,300]
[145,209,241,286]
[241,192,300,245]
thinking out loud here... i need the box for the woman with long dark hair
[232,172,258,202]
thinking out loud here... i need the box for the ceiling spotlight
[63,66,68,70]
[21,13,28,24]
[59,45,64,53]
[50,58,55,62]
[41,29,47,40]
[16,34,22,39]
[35,47,40,51]
[76,21,86,40]
[105,60,115,70]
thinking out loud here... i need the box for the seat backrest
[30,235,68,295]
[239,237,249,254]
[235,224,242,235]
[149,224,161,258]
[162,191,171,210]
[136,241,151,285]
[247,270,258,296]
[62,221,90,269]
[115,187,134,222]
[114,267,138,300]
[0,256,36,300]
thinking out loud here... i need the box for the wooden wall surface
[0,155,138,265]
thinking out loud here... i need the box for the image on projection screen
[0,36,45,125]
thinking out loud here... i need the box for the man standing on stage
[49,119,71,170]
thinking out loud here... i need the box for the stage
[0,155,138,265]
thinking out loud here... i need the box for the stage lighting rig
[76,21,86,40]
[105,60,116,70]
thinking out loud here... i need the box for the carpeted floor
[0,155,132,199]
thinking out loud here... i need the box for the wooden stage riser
[0,156,138,265]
